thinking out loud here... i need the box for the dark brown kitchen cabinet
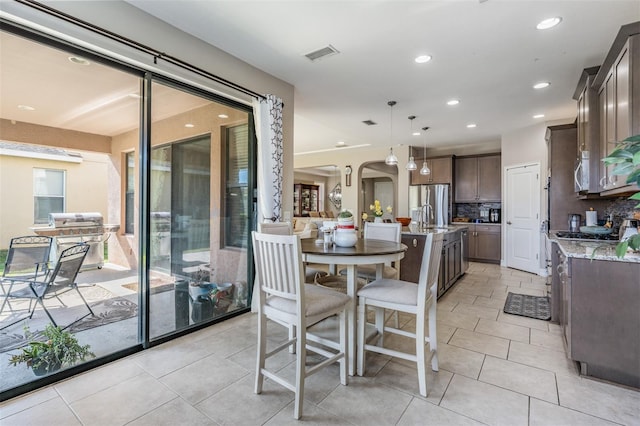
[561,256,640,388]
[468,224,500,263]
[594,24,640,197]
[409,153,453,185]
[573,66,601,196]
[454,154,501,202]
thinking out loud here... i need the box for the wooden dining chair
[252,231,349,419]
[356,231,444,397]
[356,222,402,280]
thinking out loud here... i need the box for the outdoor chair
[252,231,349,419]
[0,243,94,330]
[0,235,53,315]
[356,231,444,397]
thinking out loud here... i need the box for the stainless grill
[32,212,119,270]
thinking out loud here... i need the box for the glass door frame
[0,22,257,400]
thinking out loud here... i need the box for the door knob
[507,221,512,225]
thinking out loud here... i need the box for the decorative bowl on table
[395,217,411,226]
[333,229,357,247]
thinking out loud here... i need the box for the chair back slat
[364,222,401,243]
[258,222,292,235]
[47,244,89,289]
[417,232,445,306]
[3,236,53,278]
[252,232,303,300]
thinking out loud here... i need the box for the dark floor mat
[503,292,551,321]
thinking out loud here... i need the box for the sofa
[292,218,323,239]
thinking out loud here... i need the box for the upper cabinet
[409,149,453,185]
[593,23,640,196]
[454,154,501,202]
[573,66,601,196]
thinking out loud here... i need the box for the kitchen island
[549,235,640,388]
[400,224,469,298]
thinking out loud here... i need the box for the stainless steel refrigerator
[409,184,451,228]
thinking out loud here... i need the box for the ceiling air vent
[305,45,339,62]
[362,120,377,126]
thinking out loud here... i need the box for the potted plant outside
[8,324,95,376]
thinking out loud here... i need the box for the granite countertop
[402,223,469,235]
[549,235,640,264]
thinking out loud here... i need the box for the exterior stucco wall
[0,151,109,248]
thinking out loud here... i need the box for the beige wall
[294,145,411,218]
[0,119,111,153]
[108,102,251,282]
[0,151,109,248]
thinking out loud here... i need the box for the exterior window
[125,151,135,234]
[33,168,65,223]
[224,124,249,248]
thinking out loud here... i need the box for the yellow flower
[370,199,391,217]
[362,212,368,220]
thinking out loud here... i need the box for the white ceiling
[126,0,640,155]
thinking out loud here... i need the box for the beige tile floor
[1,262,639,425]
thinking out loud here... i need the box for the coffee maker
[489,208,501,223]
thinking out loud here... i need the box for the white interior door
[506,163,541,274]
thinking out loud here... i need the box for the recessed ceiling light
[466,123,477,128]
[536,17,562,30]
[18,104,35,111]
[68,56,90,66]
[412,131,421,136]
[336,141,346,147]
[185,123,194,128]
[533,114,545,119]
[533,82,550,89]
[218,114,228,119]
[415,55,432,64]
[447,99,460,106]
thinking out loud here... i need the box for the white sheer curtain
[253,94,284,223]
[252,94,284,311]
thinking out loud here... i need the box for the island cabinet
[468,224,501,263]
[409,151,453,185]
[595,24,640,196]
[561,257,640,388]
[454,154,501,202]
[400,230,463,298]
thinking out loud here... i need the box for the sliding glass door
[148,80,253,339]
[0,26,256,398]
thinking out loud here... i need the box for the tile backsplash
[454,197,638,230]
[454,203,501,221]
[603,197,639,230]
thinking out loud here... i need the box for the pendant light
[406,115,418,170]
[420,126,431,175]
[385,101,398,165]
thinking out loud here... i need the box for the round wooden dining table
[300,238,407,375]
